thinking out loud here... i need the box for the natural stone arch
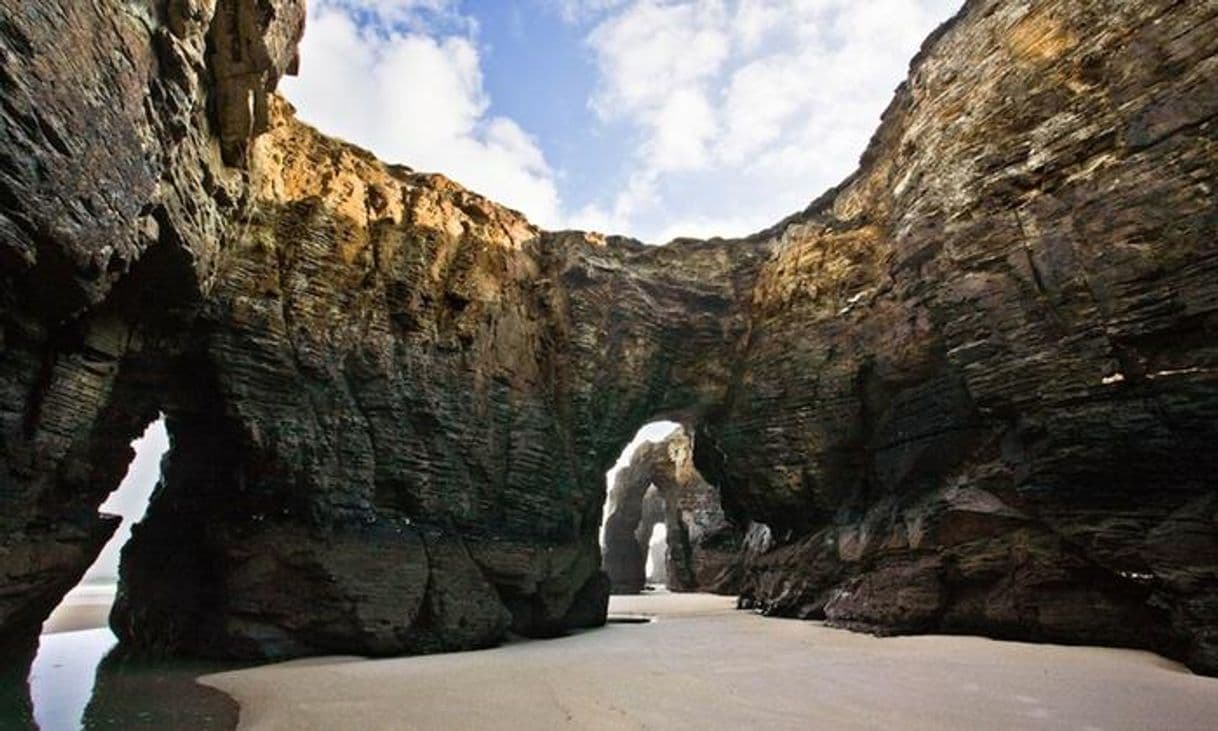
[602,427,742,595]
[1,0,1216,680]
[1,0,767,663]
[602,478,664,594]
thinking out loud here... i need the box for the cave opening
[644,522,668,587]
[599,421,681,594]
[599,419,747,597]
[29,417,169,731]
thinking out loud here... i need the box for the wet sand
[24,583,241,730]
[29,629,241,731]
[202,593,1218,730]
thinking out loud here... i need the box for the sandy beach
[200,592,1218,730]
[41,582,116,635]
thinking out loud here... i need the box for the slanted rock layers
[1,0,1216,677]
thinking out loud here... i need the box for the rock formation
[1,0,1215,678]
[602,428,742,594]
[722,0,1218,677]
[0,0,306,659]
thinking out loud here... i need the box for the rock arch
[0,0,758,657]
[602,427,742,595]
[1,0,1216,678]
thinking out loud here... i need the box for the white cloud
[550,0,632,24]
[587,2,730,119]
[565,0,963,241]
[733,0,783,52]
[718,53,805,164]
[648,88,719,171]
[281,2,565,227]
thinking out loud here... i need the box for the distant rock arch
[602,427,742,595]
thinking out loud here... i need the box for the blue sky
[471,3,624,213]
[280,0,963,243]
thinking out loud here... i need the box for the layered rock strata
[0,0,305,658]
[722,0,1218,676]
[1,0,1215,676]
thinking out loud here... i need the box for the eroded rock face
[0,0,304,658]
[1,0,1216,676]
[112,103,593,655]
[716,0,1218,674]
[602,428,742,594]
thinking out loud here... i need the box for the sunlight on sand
[201,593,1218,731]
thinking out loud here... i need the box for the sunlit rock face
[2,0,1216,675]
[602,429,742,594]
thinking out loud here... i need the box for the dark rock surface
[602,427,742,594]
[0,0,304,658]
[1,0,1215,676]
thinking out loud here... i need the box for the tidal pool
[1,626,242,730]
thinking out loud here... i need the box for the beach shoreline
[41,582,116,635]
[199,593,1218,730]
[34,588,1218,730]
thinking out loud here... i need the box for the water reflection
[80,643,242,730]
[0,628,242,731]
[30,629,116,730]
